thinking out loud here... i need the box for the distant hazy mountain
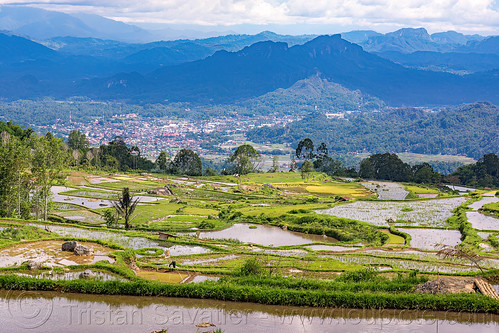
[431,31,484,46]
[340,30,382,44]
[459,36,499,54]
[76,35,498,105]
[0,22,497,107]
[42,37,134,57]
[360,28,484,53]
[0,5,153,42]
[378,51,499,73]
[0,32,57,64]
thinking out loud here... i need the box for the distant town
[43,113,299,160]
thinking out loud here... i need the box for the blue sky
[1,1,498,35]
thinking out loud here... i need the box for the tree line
[295,137,499,187]
[0,121,67,219]
[247,102,499,160]
[359,151,499,187]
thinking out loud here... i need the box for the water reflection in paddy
[467,212,499,231]
[466,195,499,231]
[0,290,497,333]
[397,228,461,251]
[198,223,337,246]
[51,186,164,210]
[28,223,211,256]
[306,245,359,252]
[468,195,499,211]
[3,271,125,281]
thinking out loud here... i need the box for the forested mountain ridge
[0,18,498,107]
[247,102,499,160]
[75,35,499,105]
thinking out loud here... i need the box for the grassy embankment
[1,267,498,313]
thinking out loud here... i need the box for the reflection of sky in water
[397,228,461,250]
[468,195,499,211]
[466,195,499,231]
[29,223,211,256]
[199,223,337,246]
[318,197,466,227]
[0,292,494,333]
[467,212,499,231]
[51,186,163,210]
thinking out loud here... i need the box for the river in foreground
[0,290,497,333]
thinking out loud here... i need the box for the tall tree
[170,149,202,176]
[68,130,89,152]
[450,153,499,187]
[230,144,262,175]
[300,159,314,180]
[155,151,169,172]
[296,138,315,160]
[359,153,412,182]
[113,187,139,230]
[31,133,68,220]
[99,137,154,171]
[270,155,279,173]
[316,142,329,161]
[0,134,29,217]
[412,163,441,184]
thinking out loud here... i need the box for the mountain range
[0,5,498,108]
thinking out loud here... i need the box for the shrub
[489,234,499,249]
[235,257,265,276]
[198,221,216,229]
[121,249,136,265]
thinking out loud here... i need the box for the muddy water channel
[0,290,497,333]
[198,223,338,246]
[467,195,499,231]
[28,223,211,256]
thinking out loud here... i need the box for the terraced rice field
[466,195,499,231]
[318,197,466,227]
[362,182,409,200]
[397,228,462,250]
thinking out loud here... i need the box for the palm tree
[113,187,139,230]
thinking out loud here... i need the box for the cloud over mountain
[1,1,498,34]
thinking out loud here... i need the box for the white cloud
[1,0,498,34]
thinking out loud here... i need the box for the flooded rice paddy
[466,212,499,230]
[3,270,125,281]
[305,245,360,252]
[362,182,409,200]
[51,186,164,211]
[468,195,499,210]
[198,223,338,246]
[0,290,497,333]
[397,228,462,251]
[187,275,220,283]
[466,195,499,231]
[0,240,114,268]
[446,185,478,194]
[29,223,212,256]
[318,197,466,227]
[327,254,477,273]
[180,255,237,266]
